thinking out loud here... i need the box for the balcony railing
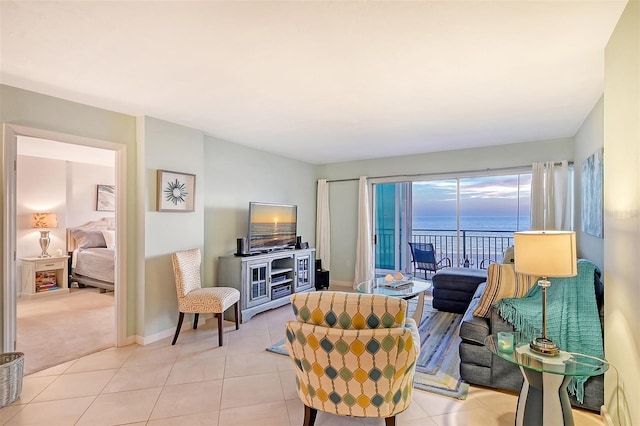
[375,228,514,271]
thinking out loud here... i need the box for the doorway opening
[3,124,127,370]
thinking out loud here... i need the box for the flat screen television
[248,202,297,253]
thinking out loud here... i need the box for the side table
[485,334,608,426]
[20,255,70,298]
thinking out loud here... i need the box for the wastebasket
[0,352,24,407]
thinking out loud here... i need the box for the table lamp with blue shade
[514,230,577,356]
[32,212,58,258]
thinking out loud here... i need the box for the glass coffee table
[356,276,431,322]
[485,334,608,426]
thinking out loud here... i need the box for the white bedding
[73,247,115,283]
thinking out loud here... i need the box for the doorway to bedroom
[15,137,117,374]
[3,126,126,375]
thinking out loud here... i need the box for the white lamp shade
[32,213,58,229]
[514,231,577,277]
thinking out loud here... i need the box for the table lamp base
[530,337,560,356]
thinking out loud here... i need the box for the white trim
[2,125,18,351]
[2,124,128,350]
[600,405,614,426]
[133,317,213,346]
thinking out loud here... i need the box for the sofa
[440,262,604,412]
[457,265,605,412]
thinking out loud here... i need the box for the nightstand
[21,255,70,298]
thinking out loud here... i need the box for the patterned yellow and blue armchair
[285,291,420,426]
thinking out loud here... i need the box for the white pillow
[102,230,116,249]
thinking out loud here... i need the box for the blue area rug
[266,299,469,399]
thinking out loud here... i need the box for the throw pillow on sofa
[472,263,538,318]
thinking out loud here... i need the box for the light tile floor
[1,303,605,425]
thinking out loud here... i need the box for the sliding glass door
[373,171,533,275]
[373,182,411,274]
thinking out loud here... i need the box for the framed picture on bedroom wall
[157,169,196,212]
[96,184,116,211]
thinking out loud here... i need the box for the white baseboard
[131,315,214,346]
[328,280,354,290]
[601,405,614,426]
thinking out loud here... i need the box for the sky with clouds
[412,174,531,218]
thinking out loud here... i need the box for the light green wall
[574,96,604,270]
[604,1,639,424]
[0,84,139,340]
[202,136,317,286]
[316,138,574,284]
[0,85,317,343]
[142,117,205,336]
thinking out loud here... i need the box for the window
[373,171,534,274]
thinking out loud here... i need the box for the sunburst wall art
[157,170,196,212]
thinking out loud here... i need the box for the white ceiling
[0,1,627,164]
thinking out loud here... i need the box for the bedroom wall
[202,136,317,287]
[66,162,116,228]
[16,156,67,260]
[574,95,604,270]
[0,84,138,343]
[315,138,574,285]
[16,155,115,293]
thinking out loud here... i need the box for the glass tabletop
[356,276,431,298]
[485,334,609,377]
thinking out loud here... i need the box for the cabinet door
[246,260,270,307]
[294,253,312,291]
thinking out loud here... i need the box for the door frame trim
[3,124,128,350]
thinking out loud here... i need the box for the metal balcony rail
[375,228,515,270]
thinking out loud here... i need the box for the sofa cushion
[472,263,538,318]
[459,296,490,345]
[432,267,488,291]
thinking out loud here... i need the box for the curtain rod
[325,161,573,183]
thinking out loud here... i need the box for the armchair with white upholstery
[285,291,420,426]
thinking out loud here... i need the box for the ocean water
[249,222,297,249]
[413,215,530,233]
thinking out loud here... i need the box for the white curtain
[354,176,374,287]
[530,161,571,230]
[316,179,331,271]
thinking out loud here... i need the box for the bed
[67,218,116,293]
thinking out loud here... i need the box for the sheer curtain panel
[530,161,571,230]
[354,176,374,287]
[316,179,331,271]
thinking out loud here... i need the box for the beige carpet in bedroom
[17,287,114,375]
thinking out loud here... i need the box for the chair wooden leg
[172,312,184,345]
[234,302,240,329]
[217,312,224,346]
[303,405,317,426]
[193,313,199,329]
[384,415,396,426]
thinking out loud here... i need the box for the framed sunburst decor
[157,170,196,212]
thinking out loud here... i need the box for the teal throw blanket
[496,259,604,403]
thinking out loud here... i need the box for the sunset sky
[250,203,297,223]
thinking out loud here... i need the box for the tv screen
[248,202,297,252]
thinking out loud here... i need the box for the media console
[218,248,315,322]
